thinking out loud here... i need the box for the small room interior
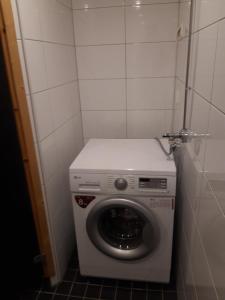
[1,0,224,299]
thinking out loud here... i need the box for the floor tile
[85,285,101,298]
[116,288,131,300]
[55,281,72,295]
[100,286,116,300]
[53,295,68,300]
[75,272,89,284]
[88,276,104,285]
[41,281,56,293]
[117,280,132,288]
[148,290,163,300]
[132,281,147,289]
[20,291,39,300]
[102,278,117,287]
[37,292,54,300]
[147,282,163,291]
[163,291,177,300]
[70,283,86,297]
[63,269,76,281]
[132,289,147,300]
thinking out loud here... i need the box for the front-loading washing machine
[69,139,176,283]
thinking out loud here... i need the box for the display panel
[139,178,167,189]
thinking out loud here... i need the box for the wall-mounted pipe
[183,0,195,130]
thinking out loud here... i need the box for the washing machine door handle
[86,197,160,261]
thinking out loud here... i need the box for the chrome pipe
[183,0,195,130]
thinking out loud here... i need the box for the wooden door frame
[0,0,55,277]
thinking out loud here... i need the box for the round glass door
[86,198,160,260]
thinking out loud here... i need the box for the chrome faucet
[163,129,210,144]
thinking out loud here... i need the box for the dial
[114,178,128,191]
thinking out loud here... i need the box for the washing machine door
[86,198,160,260]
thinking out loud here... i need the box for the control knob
[114,178,128,190]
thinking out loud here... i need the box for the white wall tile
[175,2,225,300]
[76,45,125,79]
[190,229,218,300]
[176,37,188,82]
[178,1,191,38]
[126,0,177,4]
[212,20,225,114]
[127,78,174,110]
[127,110,172,138]
[24,40,47,93]
[71,113,84,155]
[173,79,185,131]
[40,133,60,182]
[71,81,81,115]
[44,43,76,87]
[191,24,218,100]
[72,0,124,9]
[17,0,42,40]
[57,0,72,8]
[49,83,78,130]
[25,95,38,143]
[11,0,21,39]
[126,43,176,78]
[126,4,178,43]
[204,107,225,216]
[40,2,74,45]
[17,40,29,94]
[73,7,125,45]
[54,120,76,169]
[82,111,126,138]
[12,0,84,284]
[80,79,126,110]
[32,91,54,141]
[197,178,225,299]
[193,0,225,32]
[189,92,211,168]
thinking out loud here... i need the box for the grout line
[56,0,72,10]
[38,112,80,144]
[24,38,75,48]
[75,40,177,47]
[35,290,41,300]
[71,6,86,146]
[191,88,225,117]
[24,38,75,47]
[31,79,78,95]
[178,16,225,42]
[72,2,180,11]
[82,109,174,112]
[114,280,118,300]
[98,283,103,300]
[66,280,75,300]
[83,283,89,299]
[78,76,175,81]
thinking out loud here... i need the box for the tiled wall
[11,0,83,283]
[175,1,225,299]
[72,0,179,141]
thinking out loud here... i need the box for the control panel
[70,173,176,196]
[139,178,167,190]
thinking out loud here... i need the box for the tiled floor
[19,256,178,300]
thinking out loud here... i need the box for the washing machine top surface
[70,139,176,176]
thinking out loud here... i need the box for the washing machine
[69,139,176,283]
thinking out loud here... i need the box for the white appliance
[69,139,176,283]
